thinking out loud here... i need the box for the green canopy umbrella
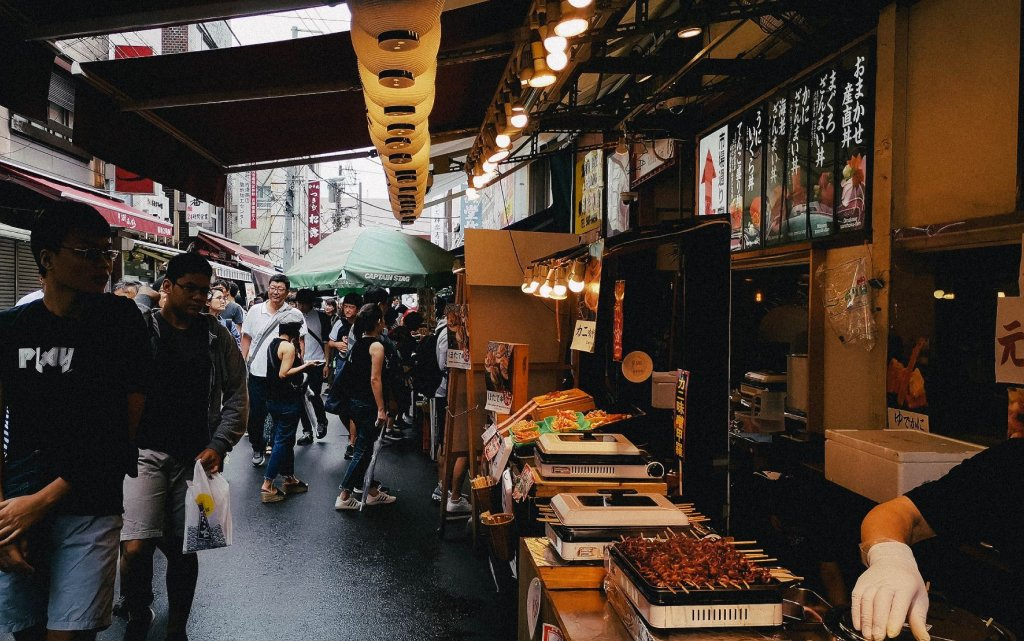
[285,227,454,290]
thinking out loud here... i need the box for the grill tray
[608,543,788,607]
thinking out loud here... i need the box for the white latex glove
[851,541,930,641]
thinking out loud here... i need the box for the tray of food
[608,533,798,606]
[510,411,595,446]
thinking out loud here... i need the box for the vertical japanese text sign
[307,181,321,247]
[674,370,690,460]
[249,172,258,229]
[236,173,251,231]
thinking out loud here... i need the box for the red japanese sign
[307,180,321,247]
[613,280,625,362]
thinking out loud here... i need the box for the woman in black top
[334,304,397,510]
[261,311,322,503]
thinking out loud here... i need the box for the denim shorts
[121,449,194,541]
[0,513,122,633]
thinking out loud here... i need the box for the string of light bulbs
[520,254,588,300]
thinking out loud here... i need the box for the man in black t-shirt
[118,253,247,641]
[0,202,151,640]
[852,437,1024,641]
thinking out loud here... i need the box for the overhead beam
[583,56,680,76]
[694,57,785,76]
[17,1,329,41]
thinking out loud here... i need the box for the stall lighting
[677,26,702,39]
[554,2,592,38]
[378,69,416,88]
[551,266,568,298]
[466,186,479,200]
[567,258,586,292]
[509,103,529,128]
[754,290,763,303]
[943,292,955,300]
[567,0,592,6]
[544,33,567,53]
[387,123,416,136]
[538,267,556,297]
[495,132,512,148]
[482,160,497,173]
[933,289,945,299]
[999,291,1007,298]
[522,265,541,293]
[487,148,510,164]
[546,50,568,71]
[529,44,557,87]
[378,30,420,51]
[638,74,653,83]
[472,173,490,189]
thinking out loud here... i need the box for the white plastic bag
[815,256,876,351]
[183,460,232,553]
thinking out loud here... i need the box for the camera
[620,191,639,205]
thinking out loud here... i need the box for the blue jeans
[340,399,382,491]
[246,375,269,451]
[265,398,301,482]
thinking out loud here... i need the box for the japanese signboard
[727,119,745,251]
[632,139,676,188]
[810,67,839,238]
[236,173,251,231]
[570,320,597,353]
[787,81,813,242]
[575,149,603,235]
[307,180,321,248]
[484,341,520,413]
[674,370,690,460]
[444,304,471,370]
[697,124,729,216]
[764,93,788,246]
[185,197,210,224]
[836,43,873,232]
[606,151,631,237]
[742,106,765,250]
[249,172,258,229]
[613,280,625,362]
[996,296,1024,384]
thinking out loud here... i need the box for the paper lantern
[351,23,441,76]
[348,0,443,38]
[366,96,434,126]
[360,62,437,107]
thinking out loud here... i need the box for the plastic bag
[815,256,876,351]
[183,460,232,553]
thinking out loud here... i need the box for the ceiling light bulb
[555,2,592,38]
[465,186,479,200]
[567,259,586,292]
[552,266,568,297]
[544,34,567,53]
[933,289,945,299]
[677,26,702,39]
[510,110,529,128]
[538,268,555,297]
[547,50,569,71]
[521,266,540,294]
[482,160,496,173]
[567,0,592,7]
[495,132,511,148]
[472,174,489,188]
[529,68,556,87]
[487,148,510,164]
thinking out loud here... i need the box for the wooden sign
[674,370,691,460]
[570,320,597,353]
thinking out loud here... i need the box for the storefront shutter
[0,238,17,309]
[15,241,38,301]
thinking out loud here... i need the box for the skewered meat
[617,534,773,589]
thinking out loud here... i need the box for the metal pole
[284,165,294,269]
[358,182,363,227]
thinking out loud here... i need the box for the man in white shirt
[241,274,305,466]
[295,289,331,446]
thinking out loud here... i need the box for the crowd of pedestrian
[0,201,464,641]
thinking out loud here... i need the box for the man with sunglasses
[116,252,247,641]
[0,202,151,640]
[241,274,305,467]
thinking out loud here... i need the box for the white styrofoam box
[824,429,986,503]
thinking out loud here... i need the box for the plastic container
[824,429,986,503]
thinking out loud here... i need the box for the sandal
[283,478,309,494]
[260,486,285,503]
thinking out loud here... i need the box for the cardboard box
[825,429,986,503]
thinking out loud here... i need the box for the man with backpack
[427,299,470,514]
[118,252,248,641]
[294,289,332,446]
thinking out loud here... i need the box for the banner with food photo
[809,65,839,239]
[578,239,605,322]
[764,92,788,246]
[444,303,471,370]
[786,80,812,242]
[742,105,765,250]
[484,341,517,413]
[836,41,873,233]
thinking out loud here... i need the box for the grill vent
[689,607,750,623]
[568,465,616,476]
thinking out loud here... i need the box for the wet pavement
[3,415,517,641]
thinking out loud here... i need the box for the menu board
[786,81,812,242]
[764,93,788,246]
[727,119,745,251]
[836,42,873,232]
[697,124,729,216]
[810,67,839,238]
[742,106,764,250]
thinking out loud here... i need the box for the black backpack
[410,329,444,395]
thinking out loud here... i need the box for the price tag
[483,433,501,461]
[512,464,536,502]
[481,424,498,443]
[570,320,597,352]
[527,578,542,638]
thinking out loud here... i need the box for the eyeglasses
[208,293,226,302]
[267,285,288,293]
[61,246,120,262]
[173,281,212,297]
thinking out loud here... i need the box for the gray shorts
[121,449,194,541]
[0,513,122,633]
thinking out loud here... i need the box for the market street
[75,417,515,641]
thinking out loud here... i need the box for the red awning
[196,231,273,268]
[0,161,173,238]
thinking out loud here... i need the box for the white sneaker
[447,495,472,514]
[363,489,397,506]
[334,495,361,511]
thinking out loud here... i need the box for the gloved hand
[851,541,930,641]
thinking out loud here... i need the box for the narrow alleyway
[75,415,514,641]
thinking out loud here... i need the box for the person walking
[334,304,398,510]
[261,308,320,503]
[294,289,331,446]
[207,287,241,347]
[325,292,363,459]
[118,252,248,641]
[241,275,304,467]
[0,202,151,641]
